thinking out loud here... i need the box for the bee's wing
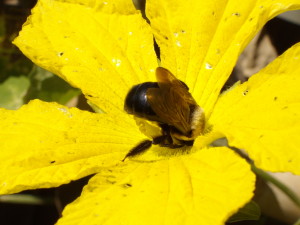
[146,67,197,134]
[155,67,189,91]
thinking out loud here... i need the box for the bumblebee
[123,67,205,160]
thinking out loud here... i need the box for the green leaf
[227,201,261,223]
[25,66,81,105]
[0,76,30,109]
[294,218,300,225]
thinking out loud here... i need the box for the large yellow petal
[0,100,144,194]
[53,0,137,13]
[147,0,300,117]
[209,43,300,174]
[14,0,157,115]
[57,147,255,225]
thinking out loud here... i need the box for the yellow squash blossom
[1,0,300,224]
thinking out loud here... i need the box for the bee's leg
[157,124,173,145]
[154,135,183,148]
[168,139,194,148]
[181,140,194,146]
[152,135,168,145]
[123,134,172,161]
[122,140,153,161]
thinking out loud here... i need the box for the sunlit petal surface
[57,147,255,225]
[210,43,300,174]
[14,0,157,115]
[0,100,144,194]
[147,0,300,116]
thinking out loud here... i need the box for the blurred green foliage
[25,66,81,106]
[228,201,261,223]
[0,75,29,109]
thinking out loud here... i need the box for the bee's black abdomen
[124,82,159,118]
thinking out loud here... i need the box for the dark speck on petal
[122,183,132,188]
[243,90,249,96]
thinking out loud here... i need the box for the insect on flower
[123,67,205,160]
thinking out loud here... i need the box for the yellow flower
[1,0,300,224]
